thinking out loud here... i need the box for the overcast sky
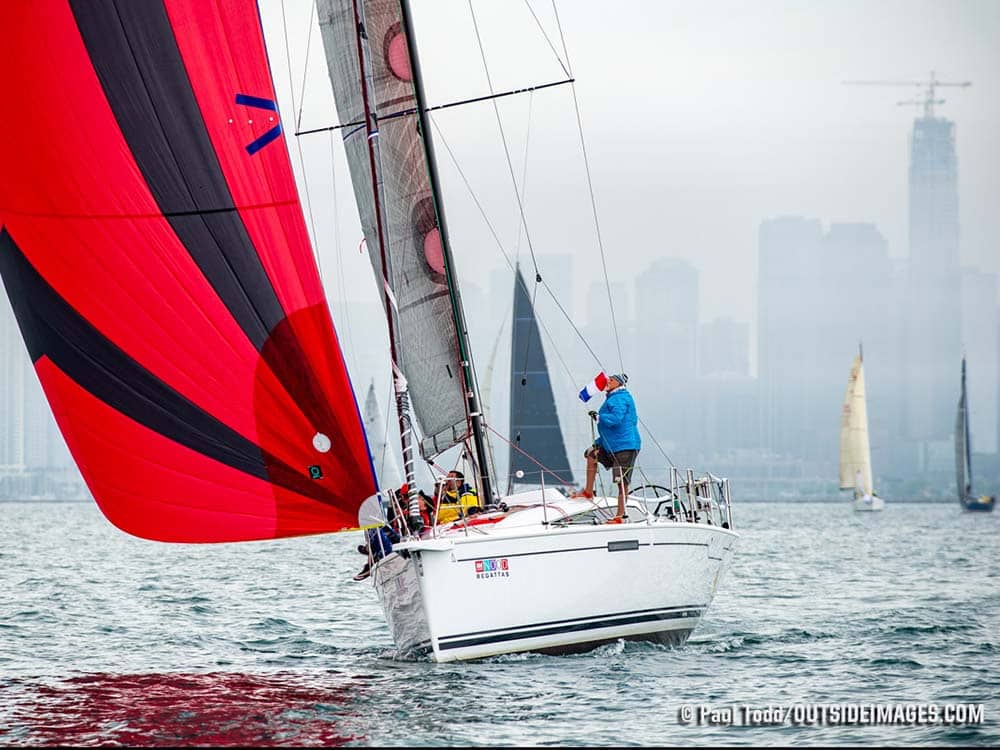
[262,0,1000,337]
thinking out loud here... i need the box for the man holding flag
[572,373,641,523]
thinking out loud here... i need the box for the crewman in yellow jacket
[435,470,481,524]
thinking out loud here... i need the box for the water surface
[1,501,996,746]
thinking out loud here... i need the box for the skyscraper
[757,217,824,461]
[700,317,749,378]
[905,115,962,441]
[634,258,699,456]
[757,218,893,476]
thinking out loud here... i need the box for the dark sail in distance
[508,267,573,487]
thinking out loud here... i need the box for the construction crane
[843,70,971,118]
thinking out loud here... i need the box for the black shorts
[586,445,638,484]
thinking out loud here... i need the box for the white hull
[371,496,738,662]
[853,494,885,511]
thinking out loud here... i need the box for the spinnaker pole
[399,0,495,503]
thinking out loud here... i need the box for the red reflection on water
[6,671,364,746]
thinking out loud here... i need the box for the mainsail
[839,353,873,494]
[955,357,972,502]
[0,0,377,542]
[509,268,573,487]
[316,0,468,457]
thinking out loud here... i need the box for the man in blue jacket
[571,373,641,523]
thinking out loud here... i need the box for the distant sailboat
[508,266,573,492]
[363,381,400,489]
[955,357,995,512]
[840,346,884,511]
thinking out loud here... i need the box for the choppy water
[1,501,997,746]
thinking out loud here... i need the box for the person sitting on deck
[570,373,641,524]
[354,522,401,581]
[435,470,482,524]
[386,483,432,534]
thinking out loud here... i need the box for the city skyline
[2,1,998,500]
[269,0,1000,336]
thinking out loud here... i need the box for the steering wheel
[629,484,685,517]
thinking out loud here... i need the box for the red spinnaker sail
[0,0,378,542]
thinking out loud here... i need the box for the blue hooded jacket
[595,387,641,453]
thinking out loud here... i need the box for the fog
[2,1,999,500]
[262,0,1000,496]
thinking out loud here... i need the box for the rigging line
[547,0,623,373]
[513,87,536,387]
[466,0,543,281]
[486,424,573,487]
[280,0,323,276]
[294,78,574,136]
[549,0,573,76]
[512,90,534,269]
[521,0,570,78]
[429,118,604,373]
[570,83,622,372]
[637,415,677,470]
[294,0,317,132]
[329,129,357,364]
[381,378,395,484]
[517,279,540,394]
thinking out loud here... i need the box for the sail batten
[839,354,873,494]
[0,0,378,542]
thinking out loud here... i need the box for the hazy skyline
[263,0,1000,343]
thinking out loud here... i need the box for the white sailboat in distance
[840,345,884,511]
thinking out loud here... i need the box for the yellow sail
[839,354,873,494]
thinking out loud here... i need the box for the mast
[399,0,495,503]
[350,0,420,527]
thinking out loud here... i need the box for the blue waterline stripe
[438,605,706,645]
[438,606,705,651]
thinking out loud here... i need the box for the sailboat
[317,0,736,660]
[839,346,884,511]
[0,0,737,663]
[955,357,995,512]
[508,265,574,492]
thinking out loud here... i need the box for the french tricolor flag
[578,372,608,402]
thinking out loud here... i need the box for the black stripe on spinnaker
[69,0,285,352]
[69,0,345,442]
[0,228,336,506]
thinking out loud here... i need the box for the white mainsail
[839,353,873,495]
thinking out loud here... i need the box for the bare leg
[584,453,597,494]
[617,478,627,518]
